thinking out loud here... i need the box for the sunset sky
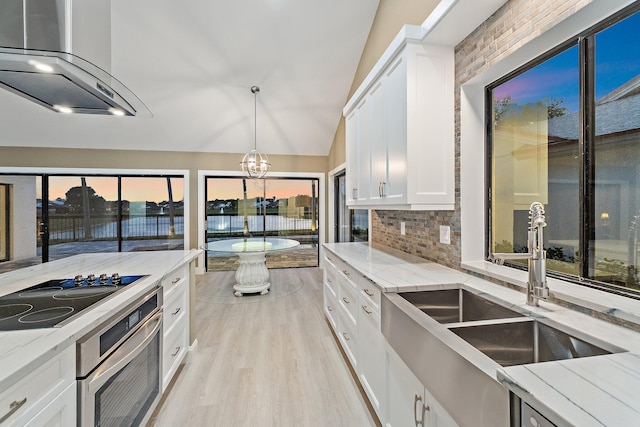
[41,176,316,203]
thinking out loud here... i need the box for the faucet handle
[534,286,549,300]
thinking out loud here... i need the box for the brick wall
[372,0,594,267]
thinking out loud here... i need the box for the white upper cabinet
[344,25,454,210]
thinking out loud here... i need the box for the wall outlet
[439,225,450,244]
[400,221,406,235]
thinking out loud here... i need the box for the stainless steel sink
[449,318,615,367]
[399,288,524,323]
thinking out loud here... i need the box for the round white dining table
[205,237,300,296]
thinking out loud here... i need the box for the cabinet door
[368,80,386,203]
[383,56,408,203]
[386,347,426,427]
[23,382,75,427]
[358,301,384,419]
[356,97,371,203]
[346,109,359,205]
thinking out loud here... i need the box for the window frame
[484,2,640,299]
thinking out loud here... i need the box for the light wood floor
[149,268,378,427]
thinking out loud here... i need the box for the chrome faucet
[490,202,549,306]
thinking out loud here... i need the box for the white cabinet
[322,249,385,422]
[344,25,454,210]
[0,345,75,427]
[23,382,76,427]
[357,277,385,419]
[161,262,190,392]
[386,345,457,427]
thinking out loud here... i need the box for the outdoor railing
[46,213,317,243]
[47,214,185,242]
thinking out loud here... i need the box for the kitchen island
[0,249,200,426]
[323,242,640,426]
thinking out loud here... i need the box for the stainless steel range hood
[0,0,151,117]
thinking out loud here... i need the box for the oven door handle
[86,310,163,394]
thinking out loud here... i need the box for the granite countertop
[0,250,200,392]
[324,242,640,426]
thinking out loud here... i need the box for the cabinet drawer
[163,281,188,334]
[339,278,359,327]
[162,316,188,391]
[324,284,339,332]
[338,312,358,368]
[162,264,188,294]
[0,345,75,426]
[324,267,338,298]
[359,276,381,313]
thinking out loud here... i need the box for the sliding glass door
[205,176,319,270]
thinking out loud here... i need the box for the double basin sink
[399,288,615,366]
[382,286,624,426]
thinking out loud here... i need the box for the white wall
[0,176,37,261]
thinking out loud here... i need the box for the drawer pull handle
[172,346,181,358]
[342,332,350,341]
[327,305,333,311]
[171,277,181,284]
[171,307,181,316]
[327,278,333,283]
[342,297,350,304]
[364,288,374,297]
[342,270,350,276]
[362,305,372,315]
[414,394,423,426]
[0,398,27,424]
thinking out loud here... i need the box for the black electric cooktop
[0,274,147,331]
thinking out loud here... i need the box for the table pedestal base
[233,251,270,297]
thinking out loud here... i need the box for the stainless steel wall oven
[76,287,163,427]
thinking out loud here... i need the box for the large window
[205,176,319,270]
[488,6,640,296]
[41,174,184,262]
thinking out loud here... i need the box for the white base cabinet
[161,263,190,392]
[323,250,386,422]
[386,345,457,427]
[323,248,456,427]
[0,345,75,427]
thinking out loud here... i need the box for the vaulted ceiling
[0,0,380,156]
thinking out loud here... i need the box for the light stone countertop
[323,242,640,426]
[0,250,200,392]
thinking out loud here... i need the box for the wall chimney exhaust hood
[0,0,151,117]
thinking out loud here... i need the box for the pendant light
[240,85,271,179]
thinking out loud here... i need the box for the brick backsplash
[371,0,593,270]
[371,210,460,269]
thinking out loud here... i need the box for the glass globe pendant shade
[240,85,271,179]
[240,149,270,179]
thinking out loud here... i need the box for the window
[488,6,640,297]
[334,171,368,243]
[43,174,184,262]
[205,176,319,270]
